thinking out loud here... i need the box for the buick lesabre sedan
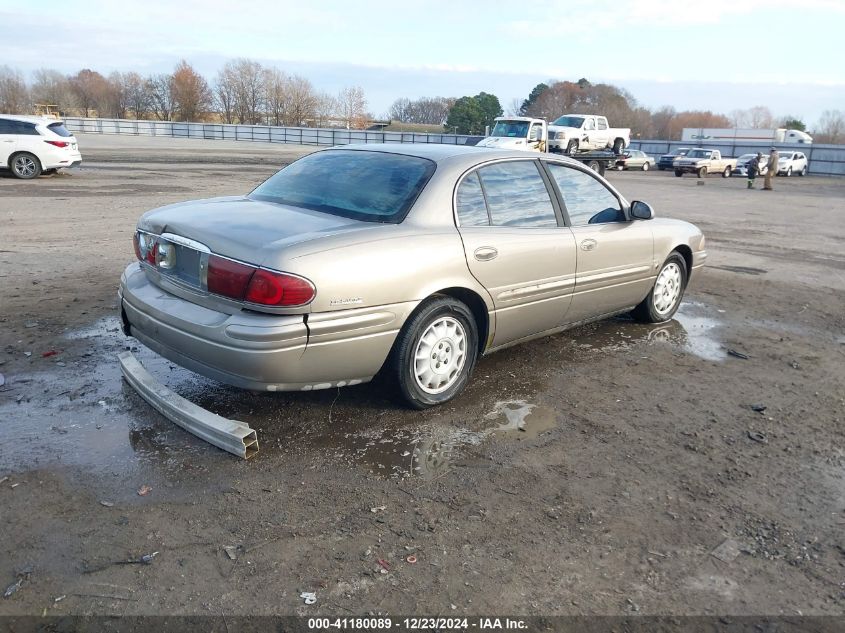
[119,144,706,408]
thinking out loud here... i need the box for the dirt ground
[1,134,844,619]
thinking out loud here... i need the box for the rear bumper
[119,263,409,392]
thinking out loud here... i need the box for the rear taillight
[44,140,69,148]
[207,255,254,301]
[245,269,315,307]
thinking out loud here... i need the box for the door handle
[474,246,498,261]
[580,238,597,251]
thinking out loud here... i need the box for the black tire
[722,166,731,178]
[392,297,479,409]
[587,160,601,172]
[697,166,707,178]
[799,165,807,176]
[642,162,650,172]
[566,139,578,155]
[612,138,624,154]
[786,166,792,177]
[674,170,683,177]
[631,252,688,323]
[10,152,42,179]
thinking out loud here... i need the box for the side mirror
[630,201,654,220]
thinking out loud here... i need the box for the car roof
[325,143,592,169]
[0,114,61,125]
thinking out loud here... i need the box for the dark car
[657,147,691,171]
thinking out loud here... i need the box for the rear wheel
[800,165,807,176]
[697,166,707,178]
[722,166,731,178]
[392,297,479,409]
[566,139,578,155]
[631,253,688,323]
[10,153,41,179]
[612,138,624,154]
[642,162,650,171]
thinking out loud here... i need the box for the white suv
[777,151,808,177]
[0,114,82,179]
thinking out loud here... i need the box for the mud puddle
[0,301,728,483]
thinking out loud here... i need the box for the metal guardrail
[628,139,844,177]
[62,117,484,148]
[63,117,844,176]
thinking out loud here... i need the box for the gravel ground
[0,134,843,619]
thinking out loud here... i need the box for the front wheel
[786,166,792,177]
[11,153,42,179]
[392,297,479,409]
[566,139,578,155]
[631,253,688,323]
[674,170,683,177]
[697,166,707,178]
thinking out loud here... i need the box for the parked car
[119,145,706,409]
[0,114,82,179]
[616,149,655,171]
[732,153,769,177]
[776,151,808,176]
[657,148,691,171]
[673,149,737,178]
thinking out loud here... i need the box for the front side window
[546,163,624,226]
[476,161,557,228]
[250,150,436,223]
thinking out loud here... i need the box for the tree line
[0,61,369,129]
[1,63,843,143]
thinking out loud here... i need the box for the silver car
[119,144,706,408]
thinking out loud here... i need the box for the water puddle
[0,301,726,484]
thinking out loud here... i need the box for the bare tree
[336,86,367,129]
[285,75,317,127]
[263,67,288,126]
[148,73,174,121]
[747,105,774,128]
[729,108,750,127]
[0,66,30,114]
[31,69,73,112]
[389,97,412,122]
[214,66,237,124]
[69,69,108,117]
[123,72,150,119]
[171,60,212,121]
[98,72,129,118]
[223,59,265,125]
[815,109,845,144]
[314,92,336,127]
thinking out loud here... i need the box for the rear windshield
[551,116,585,128]
[249,150,436,223]
[47,122,73,137]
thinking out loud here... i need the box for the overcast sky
[1,0,843,126]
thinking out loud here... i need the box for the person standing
[763,147,779,190]
[747,152,762,189]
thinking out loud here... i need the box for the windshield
[551,116,585,128]
[490,120,530,138]
[738,154,759,161]
[779,153,794,160]
[249,150,436,223]
[687,149,711,158]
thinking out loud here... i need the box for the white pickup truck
[475,117,620,175]
[548,114,630,155]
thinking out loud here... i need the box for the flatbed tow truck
[475,116,621,175]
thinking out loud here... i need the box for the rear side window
[456,173,490,226]
[477,161,557,228]
[47,122,73,137]
[250,150,436,223]
[0,119,38,135]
